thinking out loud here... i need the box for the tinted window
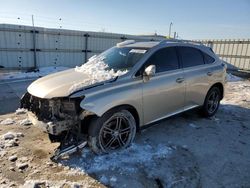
[145,47,179,73]
[203,52,215,64]
[179,47,204,68]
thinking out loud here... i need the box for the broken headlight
[61,100,76,112]
[60,97,82,115]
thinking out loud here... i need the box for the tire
[201,87,221,117]
[88,108,136,154]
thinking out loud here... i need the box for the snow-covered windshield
[95,47,147,72]
[70,47,147,94]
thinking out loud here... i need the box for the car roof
[118,40,214,57]
[121,41,160,49]
[120,40,205,49]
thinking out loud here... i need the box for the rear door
[141,47,185,125]
[177,46,213,108]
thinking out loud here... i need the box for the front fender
[79,82,143,125]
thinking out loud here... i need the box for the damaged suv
[21,39,226,155]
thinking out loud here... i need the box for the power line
[0,12,169,35]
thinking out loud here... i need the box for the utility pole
[168,22,173,38]
[32,15,37,69]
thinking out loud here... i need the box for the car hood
[27,68,92,99]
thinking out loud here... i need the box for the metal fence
[1,24,249,71]
[197,39,250,70]
[0,24,165,69]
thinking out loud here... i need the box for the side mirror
[144,65,156,77]
[143,65,156,82]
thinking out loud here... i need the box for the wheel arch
[103,104,141,132]
[202,82,224,106]
[81,104,141,135]
[209,82,224,100]
[201,82,223,117]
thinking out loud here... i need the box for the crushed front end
[21,92,81,136]
[20,92,87,160]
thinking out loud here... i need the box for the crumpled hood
[28,68,90,98]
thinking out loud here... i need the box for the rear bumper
[27,112,75,135]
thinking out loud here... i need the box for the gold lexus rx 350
[21,40,226,154]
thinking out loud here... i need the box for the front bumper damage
[21,92,81,135]
[27,111,76,135]
[21,92,88,160]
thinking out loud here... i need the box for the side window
[179,47,204,68]
[203,52,215,64]
[145,47,179,73]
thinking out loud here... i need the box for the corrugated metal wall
[1,24,249,70]
[0,24,165,69]
[197,39,250,70]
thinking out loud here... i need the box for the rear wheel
[201,87,221,117]
[88,109,136,154]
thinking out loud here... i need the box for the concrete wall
[0,24,165,69]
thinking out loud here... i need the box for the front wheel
[201,87,221,117]
[88,109,136,154]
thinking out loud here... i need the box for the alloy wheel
[207,90,219,114]
[99,113,135,152]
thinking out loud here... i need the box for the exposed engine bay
[20,92,90,160]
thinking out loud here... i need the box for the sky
[0,0,249,39]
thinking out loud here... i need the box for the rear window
[203,52,215,64]
[178,47,204,68]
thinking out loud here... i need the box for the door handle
[207,72,213,76]
[176,77,184,83]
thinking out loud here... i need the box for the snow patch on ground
[22,179,95,188]
[2,132,16,140]
[0,131,23,149]
[61,143,201,187]
[61,143,174,187]
[189,123,200,129]
[62,143,172,174]
[15,108,27,115]
[209,116,220,122]
[1,131,23,140]
[99,175,109,184]
[0,118,15,125]
[69,56,128,93]
[227,73,243,82]
[221,80,250,105]
[19,118,32,126]
[0,66,69,80]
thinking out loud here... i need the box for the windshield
[95,47,147,72]
[71,47,147,93]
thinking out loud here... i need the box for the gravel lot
[0,78,249,188]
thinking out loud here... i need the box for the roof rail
[159,39,204,46]
[116,40,135,47]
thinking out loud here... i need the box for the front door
[141,47,185,125]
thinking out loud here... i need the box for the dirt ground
[0,113,104,188]
[0,78,250,188]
